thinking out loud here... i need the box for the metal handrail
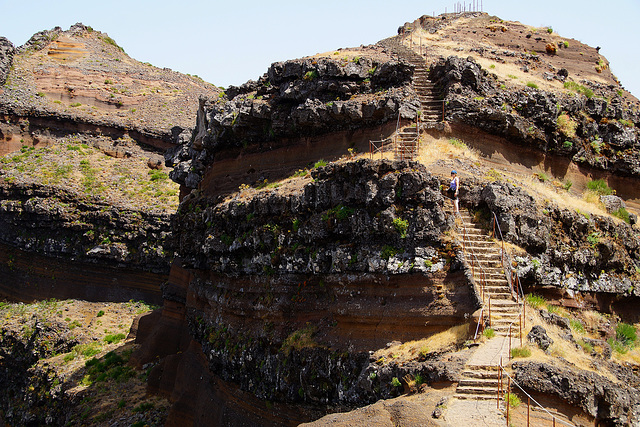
[491,211,525,303]
[497,363,576,426]
[444,202,490,332]
[369,138,391,160]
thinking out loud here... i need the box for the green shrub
[616,322,637,346]
[586,179,612,195]
[313,159,327,169]
[526,82,538,89]
[391,377,402,387]
[104,333,126,344]
[133,402,154,413]
[525,294,546,309]
[608,337,629,354]
[149,170,168,181]
[510,346,531,358]
[483,328,495,339]
[74,342,102,358]
[564,81,594,98]
[570,319,585,333]
[97,310,105,317]
[535,172,549,182]
[84,351,135,384]
[380,245,399,261]
[448,138,467,149]
[563,140,573,149]
[577,339,593,353]
[505,392,521,408]
[393,217,409,238]
[303,70,319,81]
[613,207,630,224]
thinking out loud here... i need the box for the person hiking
[448,170,459,213]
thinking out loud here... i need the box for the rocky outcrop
[0,181,172,273]
[513,361,640,426]
[0,37,14,86]
[0,311,74,425]
[168,51,420,189]
[431,56,640,179]
[175,160,449,276]
[140,159,480,419]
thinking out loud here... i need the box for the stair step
[460,369,500,379]
[459,377,500,387]
[454,393,501,401]
[455,386,500,395]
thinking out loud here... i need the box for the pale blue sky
[1,0,639,96]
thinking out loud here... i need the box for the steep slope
[0,24,220,303]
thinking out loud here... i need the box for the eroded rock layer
[134,160,478,423]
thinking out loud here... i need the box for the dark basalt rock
[513,361,640,426]
[173,160,449,276]
[0,181,172,273]
[431,56,640,179]
[0,37,15,86]
[461,178,640,297]
[168,54,420,189]
[526,325,553,351]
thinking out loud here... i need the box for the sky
[1,0,639,97]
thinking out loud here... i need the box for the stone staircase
[456,210,521,337]
[450,209,523,402]
[375,36,443,161]
[395,126,419,161]
[413,66,443,124]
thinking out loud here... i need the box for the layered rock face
[137,160,478,423]
[431,56,640,181]
[0,180,171,303]
[0,36,14,86]
[167,50,420,191]
[0,310,75,425]
[514,362,640,426]
[461,178,640,307]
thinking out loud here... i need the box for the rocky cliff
[432,55,640,182]
[460,177,640,311]
[167,47,420,193]
[134,160,478,423]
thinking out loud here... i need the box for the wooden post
[527,396,530,427]
[497,360,502,410]
[488,296,491,327]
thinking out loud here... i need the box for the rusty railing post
[506,377,511,425]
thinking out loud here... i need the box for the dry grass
[417,134,480,166]
[519,308,619,382]
[498,169,610,218]
[374,323,472,363]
